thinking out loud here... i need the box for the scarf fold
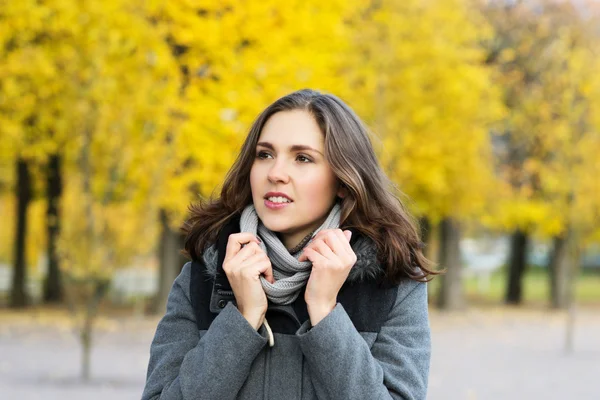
[239,203,342,305]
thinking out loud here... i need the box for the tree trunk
[548,231,575,309]
[419,216,431,250]
[419,217,436,303]
[81,307,92,382]
[79,279,109,382]
[436,218,463,310]
[428,227,440,266]
[505,229,529,305]
[10,158,31,308]
[79,125,95,381]
[150,208,186,314]
[43,153,64,303]
[564,237,581,353]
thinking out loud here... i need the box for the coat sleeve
[142,263,268,400]
[296,280,431,400]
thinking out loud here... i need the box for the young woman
[142,89,438,400]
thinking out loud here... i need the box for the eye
[296,154,313,163]
[256,150,273,159]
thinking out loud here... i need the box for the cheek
[249,165,261,195]
[300,170,338,202]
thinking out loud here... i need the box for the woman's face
[250,110,342,249]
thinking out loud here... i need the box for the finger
[298,242,315,262]
[240,259,274,284]
[335,230,354,254]
[322,230,347,257]
[313,229,352,256]
[240,252,269,268]
[232,242,261,264]
[298,252,308,262]
[300,247,329,266]
[313,238,337,260]
[224,242,260,274]
[259,262,275,284]
[312,229,332,241]
[343,230,352,242]
[335,230,357,265]
[224,233,260,262]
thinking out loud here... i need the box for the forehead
[258,110,324,148]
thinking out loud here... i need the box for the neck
[280,218,328,250]
[284,230,315,254]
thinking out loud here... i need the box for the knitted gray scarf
[239,203,342,305]
[201,211,384,295]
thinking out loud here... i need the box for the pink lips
[264,192,293,210]
[264,199,290,210]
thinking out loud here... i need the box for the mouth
[264,192,293,203]
[264,192,293,208]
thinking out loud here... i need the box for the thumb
[260,264,275,284]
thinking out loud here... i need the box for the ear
[337,185,348,199]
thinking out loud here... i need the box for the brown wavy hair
[182,89,439,283]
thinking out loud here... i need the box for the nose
[267,159,290,184]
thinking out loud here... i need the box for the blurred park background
[1,0,599,399]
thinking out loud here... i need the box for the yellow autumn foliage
[1,0,180,274]
[341,0,505,224]
[145,0,357,225]
[1,0,599,280]
[482,0,600,243]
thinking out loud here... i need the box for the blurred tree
[341,0,505,310]
[482,0,600,308]
[481,0,552,305]
[144,0,356,312]
[10,158,32,307]
[0,0,179,379]
[43,153,62,302]
[0,0,55,306]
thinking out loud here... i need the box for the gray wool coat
[142,229,431,400]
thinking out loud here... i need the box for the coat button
[218,299,227,309]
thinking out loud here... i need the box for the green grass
[428,267,600,306]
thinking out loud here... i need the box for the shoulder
[396,276,426,303]
[168,260,217,305]
[388,278,429,324]
[154,262,196,324]
[340,269,427,334]
[168,261,193,303]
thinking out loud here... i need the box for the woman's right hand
[222,233,274,330]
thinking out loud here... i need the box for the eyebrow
[256,141,323,156]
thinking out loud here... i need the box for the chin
[259,215,294,234]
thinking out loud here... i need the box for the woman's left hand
[298,229,357,326]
